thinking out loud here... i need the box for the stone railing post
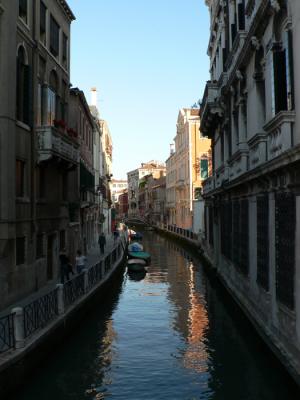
[11,307,25,349]
[83,268,89,293]
[56,284,65,315]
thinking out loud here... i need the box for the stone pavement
[0,233,124,317]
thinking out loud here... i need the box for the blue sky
[67,0,210,179]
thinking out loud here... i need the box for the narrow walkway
[0,234,121,318]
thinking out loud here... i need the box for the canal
[14,231,299,399]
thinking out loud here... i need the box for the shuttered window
[257,195,269,290]
[275,192,295,309]
[272,50,288,114]
[40,2,47,44]
[238,1,245,31]
[50,15,59,57]
[16,160,25,198]
[285,30,294,110]
[16,48,31,125]
[19,0,28,23]
[16,237,26,265]
[63,33,68,63]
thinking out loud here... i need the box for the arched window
[16,46,30,125]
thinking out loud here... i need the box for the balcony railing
[202,176,215,195]
[200,81,223,135]
[263,111,296,162]
[36,126,80,165]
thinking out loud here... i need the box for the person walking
[59,248,70,284]
[98,232,106,255]
[75,250,86,274]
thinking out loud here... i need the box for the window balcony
[36,126,79,165]
[228,149,248,181]
[215,165,229,188]
[248,133,268,170]
[200,81,223,137]
[263,111,296,162]
[202,176,215,195]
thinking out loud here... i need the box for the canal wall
[0,235,128,397]
[155,224,300,388]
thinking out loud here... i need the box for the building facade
[0,0,76,310]
[69,88,97,254]
[127,161,166,219]
[111,179,128,204]
[201,0,300,384]
[166,109,211,231]
[99,119,113,235]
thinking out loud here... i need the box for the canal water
[15,231,299,399]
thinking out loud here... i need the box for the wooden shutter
[273,50,288,113]
[238,1,245,31]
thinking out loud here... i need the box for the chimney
[91,87,97,106]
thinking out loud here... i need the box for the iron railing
[87,262,103,290]
[63,273,85,309]
[0,313,15,353]
[104,255,111,272]
[23,289,58,338]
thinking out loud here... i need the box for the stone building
[99,119,113,235]
[0,0,76,310]
[165,109,211,231]
[69,88,96,254]
[201,0,300,384]
[111,179,128,204]
[127,161,166,219]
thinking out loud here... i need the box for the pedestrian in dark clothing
[59,249,70,284]
[98,232,106,255]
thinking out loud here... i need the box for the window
[59,230,66,251]
[275,192,295,309]
[50,15,59,57]
[271,12,294,115]
[19,0,28,24]
[47,88,56,124]
[47,70,58,125]
[257,195,269,291]
[62,33,68,65]
[36,234,44,259]
[16,46,31,125]
[16,160,25,197]
[37,166,46,198]
[238,0,245,31]
[40,1,47,44]
[16,237,26,265]
[62,173,68,201]
[200,159,208,179]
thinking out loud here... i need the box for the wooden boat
[128,251,151,265]
[127,269,147,281]
[127,258,147,272]
[128,242,143,252]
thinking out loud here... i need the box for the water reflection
[13,231,300,400]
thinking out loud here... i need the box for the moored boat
[128,242,143,252]
[128,251,151,265]
[127,258,147,272]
